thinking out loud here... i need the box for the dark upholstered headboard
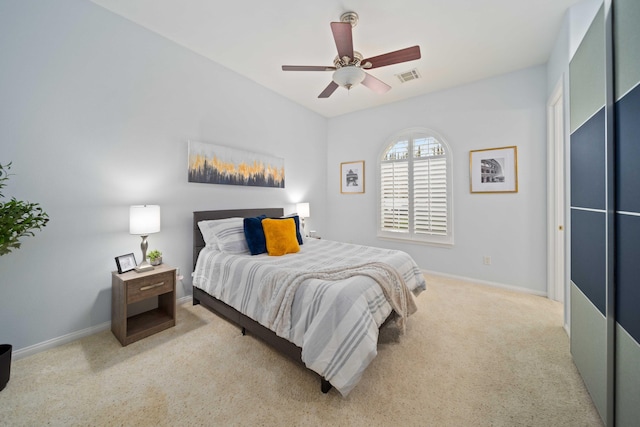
[193,208,284,269]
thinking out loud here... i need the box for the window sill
[377,234,454,248]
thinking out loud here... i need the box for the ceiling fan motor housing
[340,12,359,27]
[333,51,363,68]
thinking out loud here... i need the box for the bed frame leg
[321,379,332,393]
[193,297,200,306]
[241,327,246,336]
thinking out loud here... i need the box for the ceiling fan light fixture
[332,66,365,90]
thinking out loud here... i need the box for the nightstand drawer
[127,271,174,304]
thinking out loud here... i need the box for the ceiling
[91,0,582,118]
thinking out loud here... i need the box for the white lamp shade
[129,205,161,235]
[332,66,365,89]
[296,202,310,218]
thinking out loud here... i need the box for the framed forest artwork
[188,140,285,188]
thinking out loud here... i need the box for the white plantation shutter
[414,156,447,235]
[379,131,453,245]
[380,161,409,232]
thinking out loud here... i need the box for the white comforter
[192,238,426,396]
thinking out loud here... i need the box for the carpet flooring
[0,274,603,426]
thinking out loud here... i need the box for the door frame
[547,77,568,312]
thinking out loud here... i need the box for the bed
[192,208,426,396]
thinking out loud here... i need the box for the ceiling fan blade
[362,46,421,69]
[362,72,391,94]
[330,22,354,60]
[318,81,339,98]
[282,65,336,71]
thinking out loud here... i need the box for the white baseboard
[13,295,194,360]
[177,295,192,305]
[423,269,548,298]
[13,321,112,360]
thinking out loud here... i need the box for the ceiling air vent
[396,69,421,83]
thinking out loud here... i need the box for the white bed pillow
[198,218,249,254]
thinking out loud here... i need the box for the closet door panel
[569,4,609,423]
[615,214,640,342]
[570,209,606,315]
[615,86,640,214]
[614,0,640,423]
[570,108,606,211]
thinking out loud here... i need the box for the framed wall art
[469,146,518,193]
[340,161,365,194]
[188,140,285,188]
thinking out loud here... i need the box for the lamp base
[134,262,154,273]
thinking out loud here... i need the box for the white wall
[547,8,571,97]
[326,66,548,294]
[0,0,327,352]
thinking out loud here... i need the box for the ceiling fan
[282,12,421,98]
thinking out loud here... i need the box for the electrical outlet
[483,256,491,265]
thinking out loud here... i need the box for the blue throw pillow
[280,215,304,245]
[243,215,267,255]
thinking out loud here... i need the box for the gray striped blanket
[193,238,426,396]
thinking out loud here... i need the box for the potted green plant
[0,163,49,256]
[148,249,162,266]
[0,162,49,391]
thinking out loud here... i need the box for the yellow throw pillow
[262,218,300,256]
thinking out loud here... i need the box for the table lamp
[296,202,310,237]
[129,205,160,272]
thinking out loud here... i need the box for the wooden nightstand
[111,264,176,346]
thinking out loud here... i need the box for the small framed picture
[469,146,518,193]
[115,253,137,274]
[340,161,365,194]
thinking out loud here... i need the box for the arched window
[378,128,453,246]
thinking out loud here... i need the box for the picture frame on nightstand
[115,253,137,274]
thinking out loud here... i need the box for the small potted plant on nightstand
[0,162,49,392]
[148,249,162,266]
